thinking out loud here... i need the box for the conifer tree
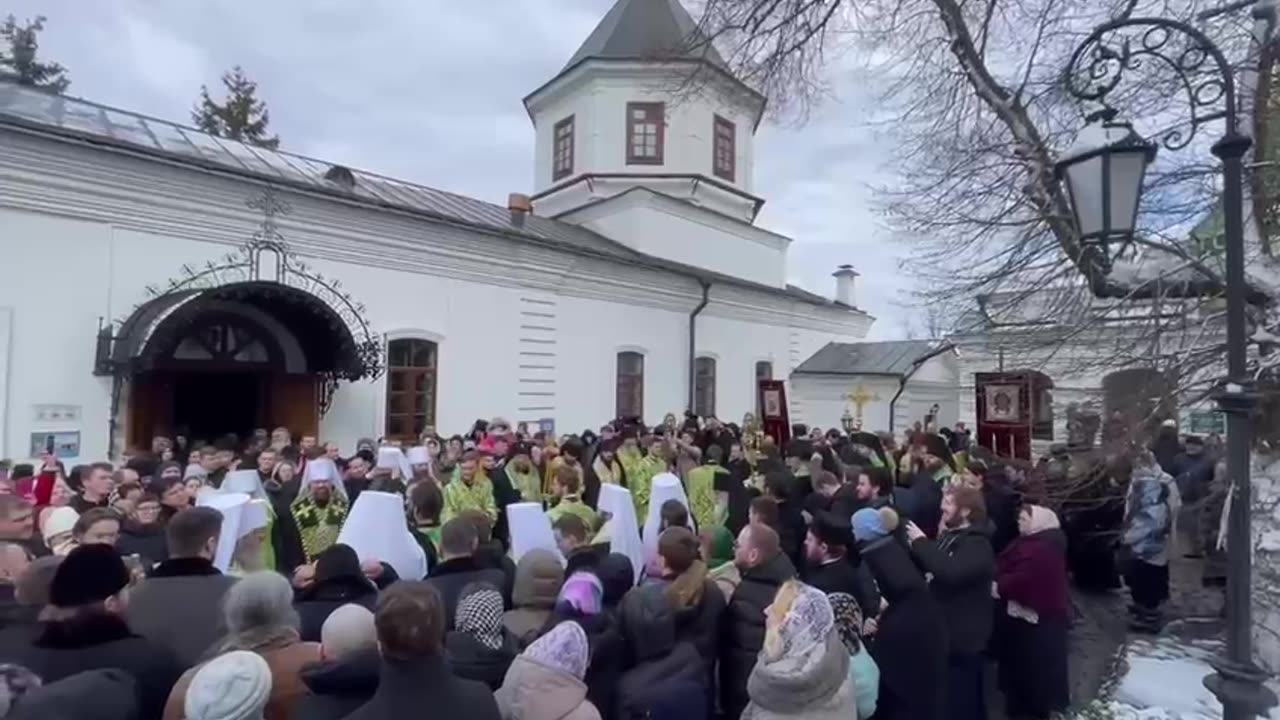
[192,66,280,149]
[0,15,70,93]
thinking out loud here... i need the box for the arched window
[386,338,437,442]
[616,351,644,419]
[694,356,717,418]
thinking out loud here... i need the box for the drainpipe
[888,342,955,433]
[687,280,711,412]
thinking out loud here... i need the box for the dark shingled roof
[562,0,728,71]
[794,340,941,376]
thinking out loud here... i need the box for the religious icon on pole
[984,385,1020,422]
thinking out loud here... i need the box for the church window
[754,360,772,414]
[626,102,665,165]
[553,115,575,181]
[694,356,717,417]
[616,351,645,419]
[385,338,437,442]
[713,115,736,181]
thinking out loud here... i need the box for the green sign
[1187,411,1225,435]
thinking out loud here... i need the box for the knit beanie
[851,507,899,543]
[184,651,272,720]
[48,544,130,607]
[42,507,79,543]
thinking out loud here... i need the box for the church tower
[524,0,767,226]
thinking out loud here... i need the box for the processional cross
[844,384,881,427]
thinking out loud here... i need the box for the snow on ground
[1079,620,1280,720]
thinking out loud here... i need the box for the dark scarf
[35,612,137,649]
[150,556,221,578]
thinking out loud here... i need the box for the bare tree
[690,0,1280,446]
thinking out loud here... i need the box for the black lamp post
[1059,14,1275,720]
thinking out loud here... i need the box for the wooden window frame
[713,114,736,182]
[626,102,665,166]
[553,115,575,181]
[694,356,717,418]
[385,338,438,443]
[615,351,645,420]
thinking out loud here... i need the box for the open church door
[269,375,319,439]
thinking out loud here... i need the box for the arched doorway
[94,188,384,454]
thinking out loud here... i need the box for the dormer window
[553,115,575,181]
[626,102,664,165]
[713,115,736,182]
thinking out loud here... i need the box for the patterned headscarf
[556,572,604,616]
[526,621,590,680]
[827,592,864,654]
[770,581,835,661]
[456,585,506,650]
[1022,505,1060,535]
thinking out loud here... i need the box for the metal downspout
[688,280,711,412]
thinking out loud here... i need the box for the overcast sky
[9,0,924,338]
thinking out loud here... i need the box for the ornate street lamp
[1054,110,1158,266]
[1059,12,1274,720]
[840,408,855,433]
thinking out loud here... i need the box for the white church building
[0,0,889,462]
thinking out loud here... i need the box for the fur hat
[48,544,129,607]
[184,651,272,720]
[851,507,899,543]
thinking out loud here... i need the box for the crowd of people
[0,411,1200,720]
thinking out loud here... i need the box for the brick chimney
[833,264,858,306]
[508,193,532,214]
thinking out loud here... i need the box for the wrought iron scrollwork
[110,187,385,397]
[1063,17,1238,150]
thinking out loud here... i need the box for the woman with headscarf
[163,571,321,720]
[448,583,518,689]
[994,505,1070,720]
[294,544,379,642]
[504,549,566,648]
[828,592,879,720]
[1121,453,1173,631]
[496,620,602,720]
[741,580,854,720]
[292,460,349,563]
[545,572,624,719]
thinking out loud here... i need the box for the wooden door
[269,375,319,438]
[127,374,175,451]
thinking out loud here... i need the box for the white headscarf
[642,473,691,563]
[598,483,644,582]
[376,446,413,480]
[196,492,251,572]
[297,458,347,504]
[337,491,428,580]
[507,502,563,565]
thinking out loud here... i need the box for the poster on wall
[983,385,1021,423]
[29,431,81,459]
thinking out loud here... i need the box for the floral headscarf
[764,581,834,662]
[556,572,604,616]
[526,620,590,679]
[456,586,506,651]
[827,592,864,654]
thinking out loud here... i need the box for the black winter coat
[116,522,168,568]
[474,540,518,605]
[445,630,517,690]
[719,552,796,720]
[860,535,947,720]
[983,484,1022,555]
[671,579,726,676]
[803,556,880,619]
[615,585,708,720]
[127,557,237,668]
[909,525,995,657]
[893,473,943,539]
[426,557,509,630]
[295,576,379,643]
[340,656,500,720]
[1,613,183,720]
[294,649,381,720]
[6,668,139,720]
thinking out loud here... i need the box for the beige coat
[163,637,322,720]
[496,655,601,720]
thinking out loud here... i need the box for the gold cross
[844,384,880,422]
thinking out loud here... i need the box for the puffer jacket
[720,552,796,719]
[496,655,602,720]
[1124,467,1173,566]
[504,550,565,648]
[614,585,707,720]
